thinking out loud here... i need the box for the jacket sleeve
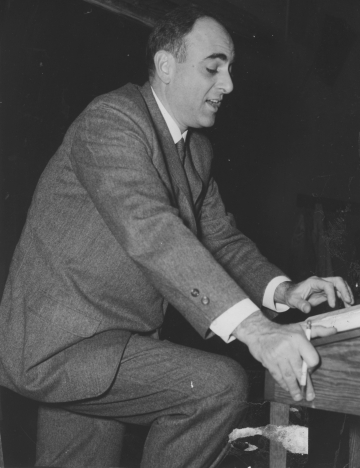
[198,176,285,307]
[68,96,251,337]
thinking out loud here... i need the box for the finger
[320,280,337,308]
[293,298,312,314]
[305,294,329,307]
[310,325,337,339]
[298,337,320,369]
[290,353,304,384]
[335,281,354,306]
[324,277,354,306]
[269,367,288,393]
[337,290,353,307]
[348,282,355,304]
[300,322,337,339]
[339,279,354,305]
[279,362,303,401]
[305,373,315,401]
[290,345,315,401]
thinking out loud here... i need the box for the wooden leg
[269,402,289,468]
[349,415,360,468]
[0,433,4,468]
[0,387,3,468]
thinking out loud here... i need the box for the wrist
[233,309,264,345]
[274,281,293,306]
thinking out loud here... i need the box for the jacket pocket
[28,291,100,337]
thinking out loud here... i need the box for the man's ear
[153,50,174,84]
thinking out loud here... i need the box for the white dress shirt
[151,88,290,342]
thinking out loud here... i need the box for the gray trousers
[35,334,248,468]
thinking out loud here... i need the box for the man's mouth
[206,99,222,110]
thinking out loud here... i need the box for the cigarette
[300,321,312,395]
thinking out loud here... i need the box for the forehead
[185,17,235,63]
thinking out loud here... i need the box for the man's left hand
[274,276,354,313]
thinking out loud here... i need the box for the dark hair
[146,6,224,77]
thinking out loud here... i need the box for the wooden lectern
[265,328,360,467]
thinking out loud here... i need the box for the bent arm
[69,99,249,336]
[199,176,285,306]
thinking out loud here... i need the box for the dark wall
[1,0,150,296]
[1,0,360,288]
[213,1,360,275]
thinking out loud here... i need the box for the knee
[215,356,248,403]
[194,355,248,405]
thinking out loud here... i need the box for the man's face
[167,17,235,133]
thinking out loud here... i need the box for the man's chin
[195,116,217,129]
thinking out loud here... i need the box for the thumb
[294,298,311,314]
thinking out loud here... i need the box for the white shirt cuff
[210,276,291,343]
[209,298,260,343]
[263,276,291,312]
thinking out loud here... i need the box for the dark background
[1,0,360,466]
[2,1,360,293]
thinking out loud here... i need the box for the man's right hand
[232,311,336,401]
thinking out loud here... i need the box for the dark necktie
[175,138,202,203]
[176,138,186,165]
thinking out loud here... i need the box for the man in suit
[0,6,353,468]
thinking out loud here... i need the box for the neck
[150,79,187,134]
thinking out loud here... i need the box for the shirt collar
[151,87,188,144]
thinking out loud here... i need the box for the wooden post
[0,387,3,468]
[269,402,289,468]
[349,415,360,468]
[0,434,3,468]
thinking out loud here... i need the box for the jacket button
[201,296,210,305]
[191,289,200,297]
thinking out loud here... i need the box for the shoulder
[88,83,149,120]
[70,83,156,143]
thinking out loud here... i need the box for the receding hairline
[183,18,235,63]
[187,16,233,44]
[147,9,233,77]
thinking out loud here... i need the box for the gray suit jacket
[0,82,284,402]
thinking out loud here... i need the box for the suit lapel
[139,82,198,234]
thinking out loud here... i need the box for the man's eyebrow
[204,53,235,63]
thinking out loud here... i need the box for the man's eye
[206,68,217,75]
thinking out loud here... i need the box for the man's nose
[218,71,233,94]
